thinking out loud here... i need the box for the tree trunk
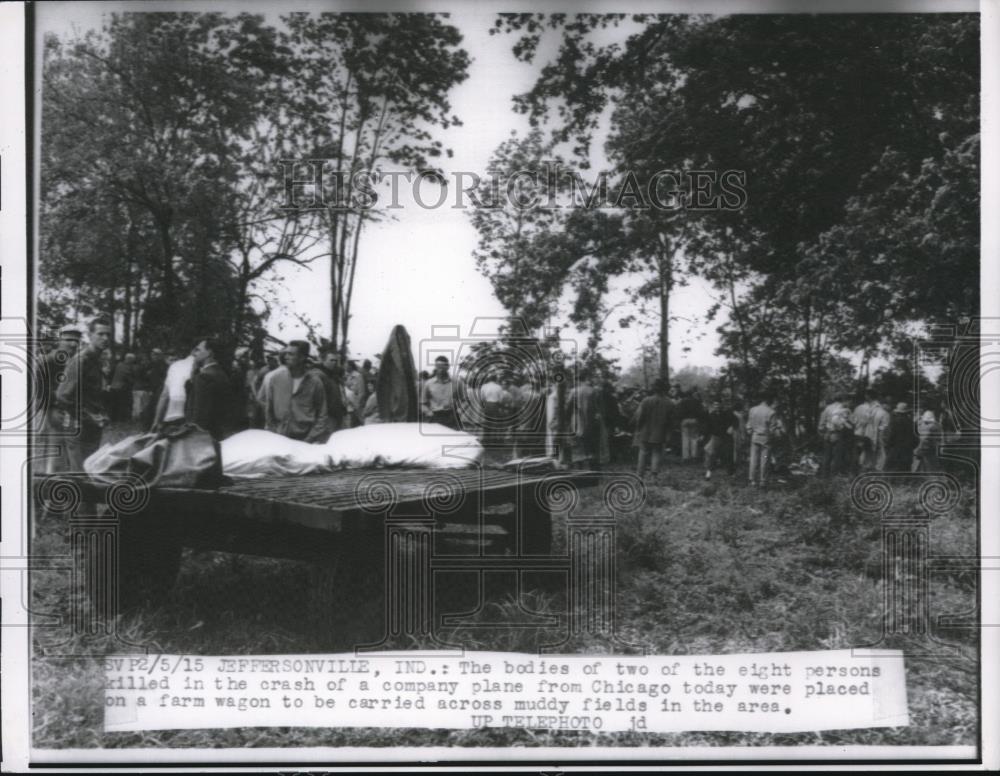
[156,213,176,311]
[657,234,671,380]
[105,286,117,351]
[122,277,132,351]
[802,301,815,434]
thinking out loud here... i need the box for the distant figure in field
[677,389,706,463]
[746,392,779,488]
[109,351,137,422]
[702,398,733,480]
[730,401,748,471]
[912,408,942,472]
[818,393,853,476]
[567,370,600,469]
[871,396,892,471]
[852,391,880,471]
[885,402,917,472]
[632,378,674,478]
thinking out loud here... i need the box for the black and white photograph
[0,0,994,770]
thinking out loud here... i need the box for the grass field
[30,441,979,751]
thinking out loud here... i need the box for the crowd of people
[33,320,385,473]
[33,317,960,486]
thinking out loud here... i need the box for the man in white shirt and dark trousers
[421,355,459,430]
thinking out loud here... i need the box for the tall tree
[281,13,470,357]
[41,13,322,350]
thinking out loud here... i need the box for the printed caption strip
[104,649,907,734]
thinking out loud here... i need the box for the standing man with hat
[34,324,82,473]
[55,317,112,471]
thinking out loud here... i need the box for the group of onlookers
[233,343,378,442]
[34,318,961,485]
[627,382,959,487]
[34,321,384,472]
[818,391,954,477]
[630,379,754,481]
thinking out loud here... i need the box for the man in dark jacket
[35,324,82,473]
[318,345,348,434]
[677,389,707,463]
[885,402,917,472]
[188,337,232,440]
[56,317,112,470]
[702,399,733,480]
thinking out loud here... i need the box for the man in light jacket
[258,340,329,443]
[746,392,779,488]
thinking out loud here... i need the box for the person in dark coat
[318,346,348,434]
[885,402,917,472]
[677,388,707,463]
[632,378,674,478]
[34,324,82,473]
[702,399,733,480]
[188,337,232,440]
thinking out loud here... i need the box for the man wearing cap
[55,316,112,471]
[34,324,82,473]
[422,355,459,430]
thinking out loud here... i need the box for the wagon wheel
[74,504,182,618]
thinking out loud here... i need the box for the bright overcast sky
[37,1,726,373]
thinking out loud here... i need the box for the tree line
[472,13,978,433]
[40,12,470,359]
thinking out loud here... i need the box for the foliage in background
[40,11,471,359]
[488,13,979,429]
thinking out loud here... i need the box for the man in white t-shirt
[151,351,196,429]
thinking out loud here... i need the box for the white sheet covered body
[221,424,483,479]
[323,423,482,469]
[220,430,336,479]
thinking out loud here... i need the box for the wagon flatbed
[34,467,604,629]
